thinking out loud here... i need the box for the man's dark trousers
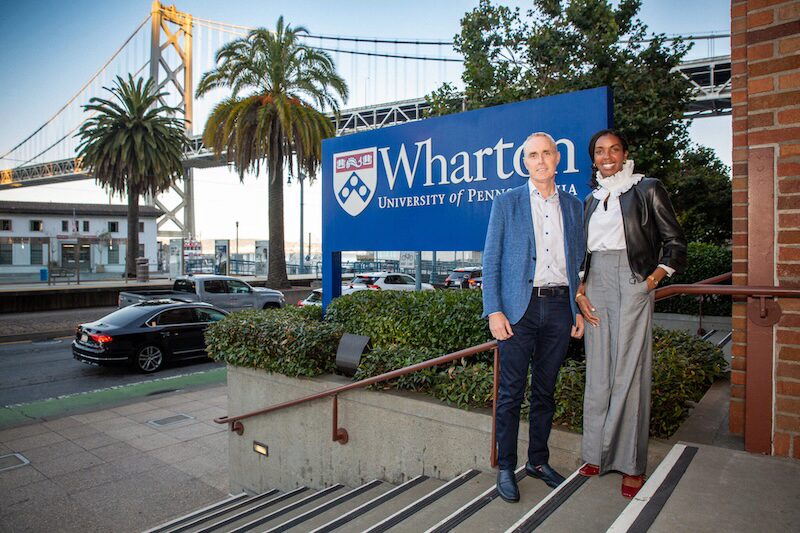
[496,290,572,470]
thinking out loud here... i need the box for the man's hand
[489,312,514,341]
[571,314,584,339]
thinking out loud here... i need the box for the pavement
[0,382,230,532]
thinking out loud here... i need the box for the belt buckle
[536,287,547,297]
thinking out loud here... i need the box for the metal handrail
[215,270,800,469]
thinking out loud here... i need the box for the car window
[204,280,226,294]
[449,270,469,280]
[99,306,150,327]
[226,280,251,294]
[174,279,196,293]
[400,275,416,284]
[307,291,322,303]
[195,308,227,323]
[384,275,399,285]
[155,308,195,325]
[352,276,377,285]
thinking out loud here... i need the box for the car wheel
[262,303,280,309]
[134,344,165,373]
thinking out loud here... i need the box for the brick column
[730,0,800,457]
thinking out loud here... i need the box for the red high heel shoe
[579,463,600,476]
[621,474,646,499]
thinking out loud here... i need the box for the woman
[575,129,687,498]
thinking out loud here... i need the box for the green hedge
[205,306,342,377]
[326,289,493,360]
[656,242,732,316]
[211,289,726,438]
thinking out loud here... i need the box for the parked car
[347,272,434,292]
[72,300,228,373]
[444,267,483,289]
[297,288,323,307]
[118,274,285,311]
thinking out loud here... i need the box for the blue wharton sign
[322,87,611,254]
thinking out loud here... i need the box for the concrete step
[219,485,346,533]
[276,480,391,532]
[532,473,630,532]
[327,476,445,532]
[308,474,433,532]
[446,469,553,533]
[144,493,252,533]
[152,489,302,533]
[385,470,495,532]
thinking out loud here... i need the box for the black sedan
[72,300,228,373]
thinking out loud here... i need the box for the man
[482,132,585,502]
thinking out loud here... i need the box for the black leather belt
[533,286,569,297]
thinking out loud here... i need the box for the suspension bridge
[0,2,732,239]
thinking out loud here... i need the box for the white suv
[347,272,434,293]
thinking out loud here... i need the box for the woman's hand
[646,267,667,292]
[576,283,600,327]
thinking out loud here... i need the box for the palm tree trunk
[267,144,290,289]
[126,186,140,278]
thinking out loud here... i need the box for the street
[0,337,222,406]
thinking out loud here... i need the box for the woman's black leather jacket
[582,178,687,282]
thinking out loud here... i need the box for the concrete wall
[226,366,670,494]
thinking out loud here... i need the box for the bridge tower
[149,1,195,239]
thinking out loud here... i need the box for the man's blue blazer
[482,183,585,325]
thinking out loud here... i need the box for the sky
[0,0,732,248]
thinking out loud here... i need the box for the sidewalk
[0,384,230,532]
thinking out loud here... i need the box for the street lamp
[289,171,307,274]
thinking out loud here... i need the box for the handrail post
[491,345,499,468]
[332,394,349,445]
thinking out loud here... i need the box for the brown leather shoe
[621,474,646,499]
[579,463,600,476]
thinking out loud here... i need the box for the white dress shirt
[587,192,675,276]
[529,180,568,287]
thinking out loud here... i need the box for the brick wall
[731,0,800,457]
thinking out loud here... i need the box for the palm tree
[76,75,188,278]
[196,17,348,289]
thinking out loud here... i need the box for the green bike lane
[0,367,226,429]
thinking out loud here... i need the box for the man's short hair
[523,132,557,156]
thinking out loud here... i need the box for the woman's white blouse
[587,195,626,251]
[586,192,676,277]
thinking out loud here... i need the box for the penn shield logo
[333,148,377,217]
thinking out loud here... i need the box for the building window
[82,221,89,232]
[30,244,43,265]
[30,220,43,231]
[0,243,11,265]
[61,220,69,231]
[138,244,145,258]
[0,219,11,231]
[108,221,119,233]
[108,244,119,264]
[139,222,144,233]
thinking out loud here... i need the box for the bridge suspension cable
[0,15,151,166]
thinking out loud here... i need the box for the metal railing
[215,271,800,468]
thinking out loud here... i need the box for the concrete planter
[226,366,671,494]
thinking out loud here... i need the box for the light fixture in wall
[253,441,269,457]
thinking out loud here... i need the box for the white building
[0,201,161,275]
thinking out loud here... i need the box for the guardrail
[214,271,799,467]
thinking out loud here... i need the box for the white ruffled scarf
[592,159,644,200]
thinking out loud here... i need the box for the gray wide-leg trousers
[581,250,654,476]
